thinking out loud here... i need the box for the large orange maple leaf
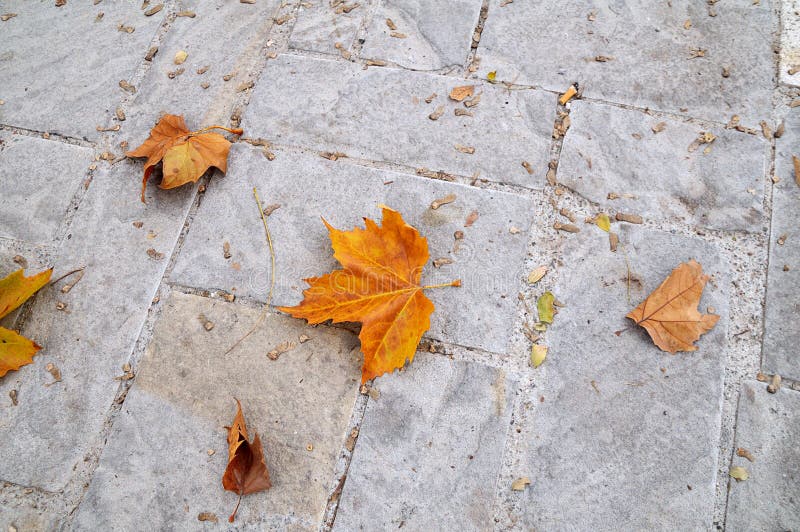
[279,206,460,382]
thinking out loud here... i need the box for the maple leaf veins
[279,206,460,382]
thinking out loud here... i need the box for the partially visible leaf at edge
[0,268,52,377]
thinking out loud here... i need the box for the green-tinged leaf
[595,213,611,232]
[730,466,749,482]
[537,291,555,324]
[531,344,547,368]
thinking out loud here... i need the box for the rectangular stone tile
[780,0,800,87]
[726,382,800,531]
[0,1,165,140]
[360,0,482,70]
[514,226,728,529]
[558,101,767,231]
[119,0,281,151]
[763,106,800,381]
[477,0,774,126]
[243,54,556,188]
[72,291,361,530]
[0,161,196,491]
[0,133,93,244]
[289,0,365,55]
[333,355,518,530]
[170,144,535,355]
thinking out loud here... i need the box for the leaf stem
[224,187,276,355]
[422,279,462,290]
[228,493,242,523]
[49,267,85,287]
[189,125,244,137]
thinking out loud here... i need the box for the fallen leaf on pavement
[126,114,242,203]
[729,466,749,482]
[527,266,547,285]
[511,477,531,490]
[736,448,755,462]
[537,292,555,324]
[223,399,271,522]
[627,260,719,352]
[531,344,547,368]
[279,207,460,382]
[595,213,611,232]
[0,268,52,378]
[449,85,475,102]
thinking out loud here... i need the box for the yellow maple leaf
[279,207,460,382]
[0,268,52,377]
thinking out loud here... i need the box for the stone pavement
[0,1,797,530]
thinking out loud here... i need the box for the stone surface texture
[512,226,728,530]
[242,54,556,188]
[477,0,775,126]
[725,382,800,531]
[333,355,518,530]
[0,132,93,244]
[72,291,361,530]
[360,0,482,70]
[763,103,800,381]
[0,1,796,530]
[557,101,768,231]
[0,1,166,140]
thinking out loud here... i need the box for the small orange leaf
[449,85,475,102]
[126,114,242,203]
[0,268,52,377]
[222,399,271,522]
[626,260,719,352]
[279,206,460,382]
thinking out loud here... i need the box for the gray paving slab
[763,106,800,381]
[512,225,728,530]
[0,133,93,244]
[243,54,556,188]
[333,354,518,530]
[289,0,364,55]
[477,0,775,126]
[170,144,535,355]
[0,1,165,140]
[120,0,280,150]
[0,161,196,491]
[557,101,768,231]
[726,382,800,531]
[72,290,361,531]
[780,0,800,87]
[360,0,482,70]
[0,504,60,532]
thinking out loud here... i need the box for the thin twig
[224,187,276,355]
